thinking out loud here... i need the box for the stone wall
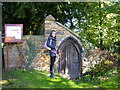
[4,36,43,68]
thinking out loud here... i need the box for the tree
[2,2,71,35]
[2,2,90,34]
[2,2,119,53]
[77,2,119,53]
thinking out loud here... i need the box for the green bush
[87,50,117,75]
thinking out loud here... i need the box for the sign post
[4,24,23,69]
[20,43,23,69]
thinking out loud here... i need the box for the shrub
[85,49,117,75]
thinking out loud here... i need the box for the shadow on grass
[73,67,119,88]
[2,69,80,88]
[4,68,118,88]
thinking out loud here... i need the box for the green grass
[2,69,81,88]
[1,68,119,88]
[98,68,119,88]
[75,67,119,89]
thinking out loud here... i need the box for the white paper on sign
[6,26,22,39]
[15,26,21,39]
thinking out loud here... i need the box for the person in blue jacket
[47,30,58,78]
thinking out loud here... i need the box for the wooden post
[20,43,23,69]
[6,43,9,69]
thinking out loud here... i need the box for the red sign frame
[4,24,23,43]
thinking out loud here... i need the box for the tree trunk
[99,2,103,50]
[0,31,2,86]
[0,3,2,86]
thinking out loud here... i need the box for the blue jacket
[47,36,57,56]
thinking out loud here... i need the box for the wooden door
[58,39,81,80]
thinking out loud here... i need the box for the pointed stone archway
[58,36,83,80]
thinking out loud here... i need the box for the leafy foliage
[2,2,119,53]
[84,49,117,75]
[2,2,76,35]
[76,2,120,53]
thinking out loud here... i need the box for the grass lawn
[1,68,119,88]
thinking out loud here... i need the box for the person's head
[50,30,56,38]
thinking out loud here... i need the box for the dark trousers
[50,56,56,74]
